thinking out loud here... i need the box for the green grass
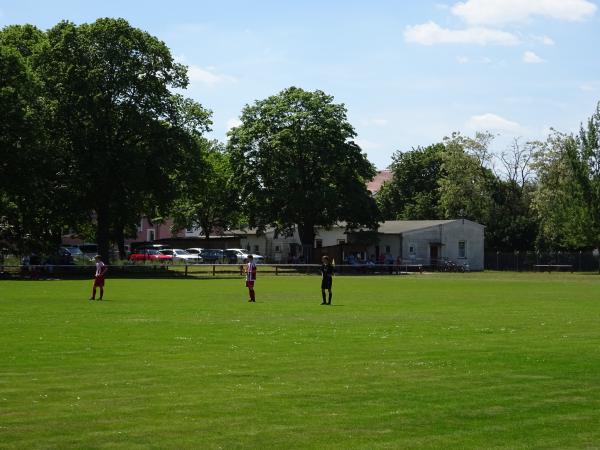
[1,272,600,449]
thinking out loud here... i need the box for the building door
[429,244,439,265]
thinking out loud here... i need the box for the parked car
[78,244,98,259]
[224,248,248,263]
[159,249,201,263]
[59,246,85,262]
[128,248,172,263]
[252,254,265,264]
[199,248,225,264]
[186,248,203,255]
[225,248,265,264]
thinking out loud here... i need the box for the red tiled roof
[367,170,393,194]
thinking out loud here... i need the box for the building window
[254,245,259,253]
[409,243,416,255]
[458,241,466,258]
[275,245,280,252]
[138,219,144,232]
[315,239,323,248]
[147,229,155,241]
[337,239,345,245]
[385,245,391,253]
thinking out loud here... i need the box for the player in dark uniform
[320,255,334,305]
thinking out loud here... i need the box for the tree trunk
[297,223,315,263]
[115,226,126,260]
[202,221,211,241]
[96,204,111,263]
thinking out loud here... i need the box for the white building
[237,219,485,270]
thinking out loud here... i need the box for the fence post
[185,264,188,277]
[579,251,582,271]
[213,264,216,276]
[496,251,500,271]
[515,250,519,272]
[276,265,279,276]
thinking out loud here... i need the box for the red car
[128,248,173,263]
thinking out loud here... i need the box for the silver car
[159,249,201,263]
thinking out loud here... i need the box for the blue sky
[2,0,599,168]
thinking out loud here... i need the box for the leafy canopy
[227,87,378,245]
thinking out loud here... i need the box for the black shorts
[321,277,332,290]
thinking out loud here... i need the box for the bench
[534,264,573,273]
[395,263,424,274]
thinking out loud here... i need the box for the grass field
[1,272,600,449]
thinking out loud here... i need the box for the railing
[0,262,425,279]
[485,251,600,272]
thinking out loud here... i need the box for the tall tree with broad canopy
[35,18,211,261]
[171,139,240,240]
[576,102,600,251]
[438,133,496,224]
[531,130,591,249]
[227,87,379,260]
[376,143,445,220]
[0,25,80,254]
[532,103,600,251]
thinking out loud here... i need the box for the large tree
[35,18,211,261]
[227,87,379,259]
[485,138,538,250]
[0,25,79,254]
[438,134,496,223]
[171,139,240,240]
[575,102,600,249]
[532,104,600,250]
[376,143,445,220]
[531,131,590,249]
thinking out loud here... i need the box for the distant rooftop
[367,170,393,194]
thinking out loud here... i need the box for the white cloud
[175,55,236,87]
[226,118,242,130]
[457,56,469,64]
[466,113,524,133]
[523,50,545,63]
[187,65,237,86]
[404,21,519,46]
[580,83,597,92]
[532,34,555,45]
[452,0,597,25]
[354,138,382,151]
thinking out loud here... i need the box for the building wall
[374,234,403,260]
[314,227,347,247]
[400,220,484,270]
[240,234,268,255]
[439,219,485,270]
[401,225,445,265]
[238,220,485,268]
[129,217,184,245]
[240,226,348,262]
